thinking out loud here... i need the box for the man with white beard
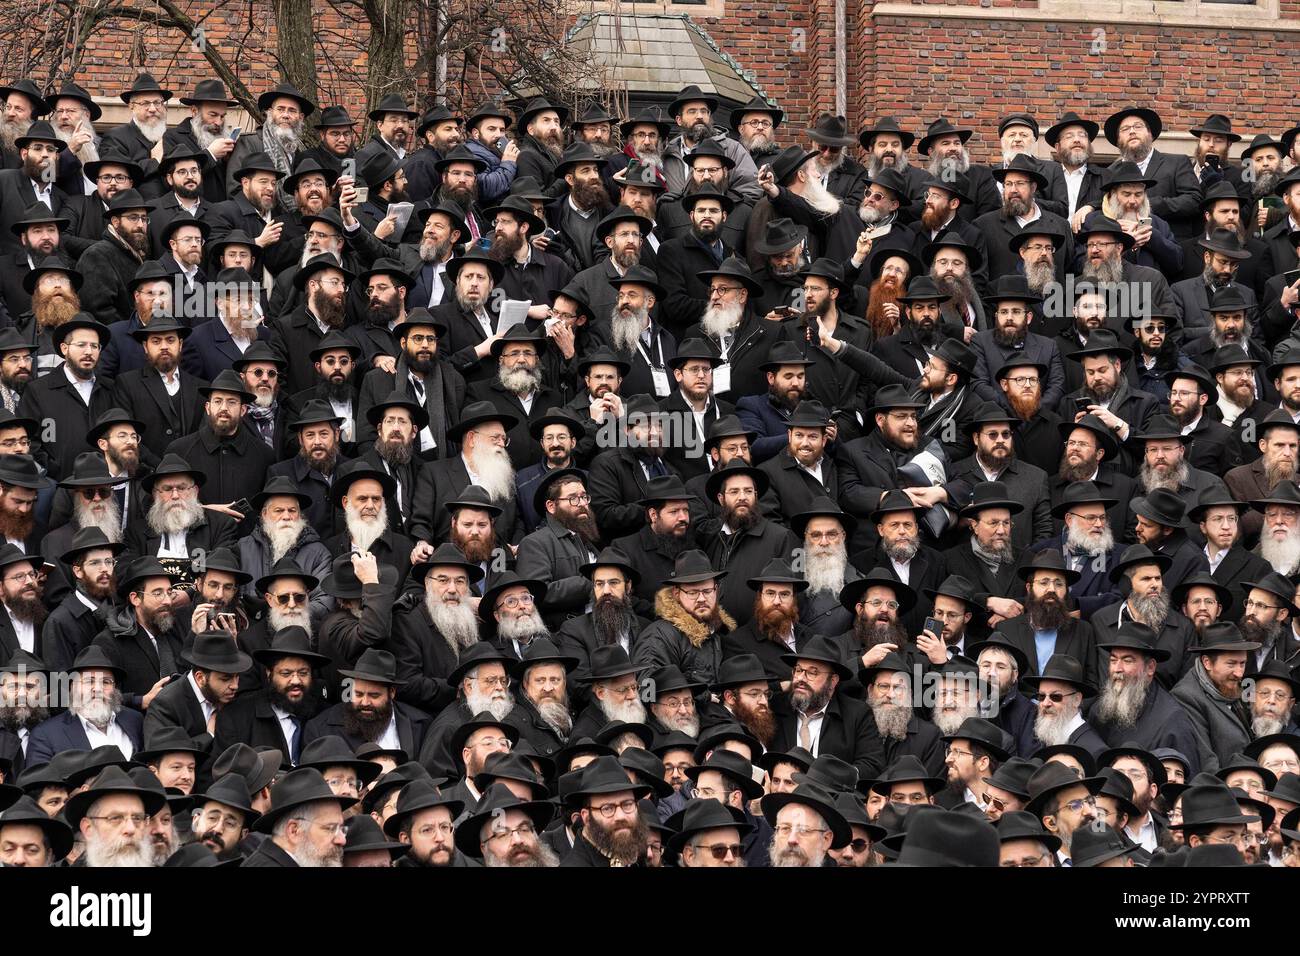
[1101,107,1202,239]
[323,465,413,585]
[1089,622,1204,774]
[27,646,144,765]
[1074,214,1174,313]
[757,144,846,236]
[1023,655,1107,757]
[265,402,347,541]
[1224,413,1300,547]
[507,638,577,758]
[1252,481,1300,576]
[391,544,483,713]
[161,79,239,204]
[411,401,523,547]
[1091,544,1194,693]
[862,650,945,775]
[39,454,126,605]
[417,642,518,780]
[644,664,702,739]
[237,478,332,618]
[66,766,166,868]
[125,453,237,571]
[482,572,553,661]
[470,327,563,471]
[792,497,861,635]
[99,74,171,170]
[1250,660,1300,737]
[225,82,315,209]
[931,658,986,737]
[242,768,352,868]
[568,644,649,741]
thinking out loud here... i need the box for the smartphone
[862,224,892,242]
[1262,196,1284,210]
[229,127,241,142]
[216,612,237,630]
[759,164,772,177]
[496,136,509,151]
[354,186,369,204]
[924,617,943,639]
[772,305,797,318]
[540,227,559,241]
[1205,154,1220,169]
[1074,397,1093,415]
[229,497,253,519]
[806,314,820,341]
[1137,216,1152,229]
[1284,269,1300,287]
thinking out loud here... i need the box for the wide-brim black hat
[64,765,168,829]
[1103,107,1162,147]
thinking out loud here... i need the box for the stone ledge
[870,0,1290,31]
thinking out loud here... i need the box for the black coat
[654,233,730,339]
[268,304,335,397]
[75,231,145,326]
[1184,412,1243,476]
[164,422,277,507]
[302,698,431,757]
[1090,602,1193,691]
[515,515,599,628]
[142,671,210,741]
[18,369,119,480]
[113,366,209,458]
[769,690,885,781]
[555,610,652,702]
[180,317,274,382]
[430,298,501,387]
[852,540,947,638]
[504,694,568,765]
[465,378,565,471]
[722,620,816,682]
[681,308,785,404]
[944,539,1022,602]
[1087,678,1208,777]
[758,449,837,527]
[91,609,186,709]
[124,507,238,563]
[39,592,106,674]
[205,195,296,277]
[879,714,947,778]
[388,596,460,714]
[213,689,315,758]
[996,613,1101,688]
[240,838,299,867]
[586,447,677,541]
[409,454,524,545]
[0,169,89,259]
[657,390,734,482]
[1115,151,1202,237]
[162,120,230,205]
[705,516,800,626]
[355,356,467,454]
[1048,462,1136,543]
[944,456,1055,553]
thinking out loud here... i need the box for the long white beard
[1128,591,1170,630]
[84,832,155,868]
[597,695,646,725]
[928,149,970,177]
[801,174,842,216]
[804,544,848,595]
[71,691,121,730]
[268,604,311,633]
[610,306,648,354]
[470,446,515,502]
[496,610,549,644]
[265,518,307,564]
[1260,530,1300,576]
[134,117,167,142]
[1094,673,1149,728]
[74,496,123,543]
[465,687,514,722]
[483,840,561,868]
[1033,707,1079,747]
[1065,522,1114,558]
[346,504,388,553]
[426,594,480,651]
[271,120,304,153]
[56,120,99,163]
[870,700,912,741]
[932,704,977,736]
[291,838,343,868]
[701,301,743,340]
[148,496,205,536]
[193,121,230,150]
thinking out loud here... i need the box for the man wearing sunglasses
[1022,654,1108,759]
[1024,760,1104,865]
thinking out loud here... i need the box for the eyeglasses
[692,842,742,860]
[590,799,637,818]
[1001,853,1049,867]
[773,823,827,839]
[156,482,196,496]
[475,675,510,688]
[947,748,981,761]
[557,493,591,506]
[82,557,116,571]
[791,665,826,681]
[1066,512,1108,524]
[859,599,900,610]
[78,487,114,501]
[97,174,133,184]
[484,821,536,843]
[1243,599,1281,612]
[271,592,309,606]
[4,569,38,584]
[1054,796,1097,814]
[430,574,469,588]
[1005,376,1039,387]
[416,822,454,837]
[677,585,717,599]
[86,813,149,827]
[1030,691,1080,703]
[497,594,534,609]
[476,431,510,447]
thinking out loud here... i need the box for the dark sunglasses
[696,843,742,861]
[1030,691,1078,704]
[78,487,114,501]
[271,592,309,606]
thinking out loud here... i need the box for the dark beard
[721,501,759,533]
[652,531,691,559]
[593,594,636,646]
[1057,453,1098,483]
[438,183,476,210]
[1241,618,1282,653]
[324,378,352,402]
[0,702,48,732]
[582,810,648,865]
[6,594,47,628]
[853,618,908,651]
[302,444,339,475]
[488,231,525,261]
[311,292,346,330]
[555,509,600,546]
[342,698,393,741]
[733,694,776,746]
[368,298,401,327]
[375,436,413,466]
[571,179,610,212]
[993,324,1027,348]
[268,685,318,719]
[1026,593,1069,631]
[768,384,801,413]
[0,509,36,541]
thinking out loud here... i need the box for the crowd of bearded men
[0,69,1298,870]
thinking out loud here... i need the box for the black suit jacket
[302,699,431,757]
[113,366,209,458]
[758,448,837,527]
[410,453,524,545]
[769,691,885,781]
[18,369,119,480]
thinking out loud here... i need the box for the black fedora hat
[119,72,172,103]
[994,808,1061,853]
[698,255,762,298]
[1171,573,1235,617]
[184,631,253,674]
[922,573,982,612]
[896,809,1000,867]
[746,557,809,594]
[1077,213,1137,249]
[1058,410,1121,461]
[415,200,469,240]
[21,254,80,294]
[780,634,853,682]
[1070,821,1140,867]
[139,452,206,494]
[1239,571,1297,615]
[1251,659,1300,699]
[711,653,772,693]
[1107,542,1172,583]
[198,368,255,403]
[1022,653,1097,698]
[381,779,464,838]
[919,170,973,204]
[292,252,353,291]
[251,625,330,669]
[252,767,353,834]
[1103,106,1162,146]
[64,765,168,829]
[482,194,547,236]
[984,757,1043,803]
[433,143,488,175]
[1169,783,1260,830]
[475,750,549,797]
[732,94,783,127]
[594,204,654,243]
[578,546,641,586]
[992,153,1049,190]
[13,119,63,152]
[447,711,522,762]
[1131,487,1187,529]
[608,262,664,299]
[703,459,769,500]
[790,495,848,538]
[941,716,1012,762]
[342,813,409,860]
[131,725,209,765]
[1242,732,1300,764]
[839,567,917,614]
[250,474,314,513]
[443,484,503,519]
[1241,132,1283,161]
[685,748,764,801]
[297,735,383,786]
[569,753,652,800]
[527,405,586,441]
[957,480,1024,519]
[0,795,73,860]
[509,637,579,680]
[869,755,947,797]
[668,83,721,116]
[410,541,484,587]
[805,112,857,148]
[858,115,915,150]
[1096,621,1172,663]
[445,400,518,443]
[454,781,554,859]
[916,117,973,155]
[965,631,1031,675]
[751,217,808,256]
[761,781,851,848]
[1049,479,1118,519]
[178,77,237,107]
[10,204,69,239]
[1188,113,1241,143]
[447,641,518,687]
[1212,753,1275,792]
[256,81,315,116]
[768,144,822,187]
[50,312,108,350]
[896,275,951,305]
[0,79,48,116]
[664,549,726,586]
[115,555,180,598]
[792,753,860,795]
[611,158,667,195]
[0,454,42,490]
[575,346,631,377]
[56,451,130,490]
[665,800,753,855]
[756,746,815,775]
[363,390,429,431]
[57,528,125,567]
[1044,111,1098,146]
[759,340,815,372]
[319,552,400,600]
[489,323,548,361]
[1250,477,1300,512]
[478,571,548,625]
[51,80,101,120]
[1187,621,1260,654]
[692,721,762,762]
[1024,760,1105,816]
[336,647,401,685]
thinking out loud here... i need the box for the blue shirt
[1034,629,1058,673]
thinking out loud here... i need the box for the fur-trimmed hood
[654,587,736,647]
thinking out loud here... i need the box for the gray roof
[560,13,770,107]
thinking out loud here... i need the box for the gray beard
[610,306,647,354]
[1065,522,1114,557]
[264,518,306,564]
[858,204,887,226]
[884,535,919,564]
[973,537,1014,565]
[135,118,167,143]
[1119,142,1153,164]
[268,604,311,633]
[1259,530,1300,576]
[868,153,910,178]
[483,839,561,868]
[597,695,646,725]
[147,496,204,536]
[74,496,123,542]
[345,504,388,553]
[468,445,515,502]
[193,121,229,150]
[1140,459,1189,493]
[1252,170,1281,199]
[800,174,842,217]
[927,149,970,177]
[1024,258,1056,293]
[498,364,542,396]
[1033,706,1079,747]
[1082,256,1124,285]
[1128,590,1170,630]
[933,704,978,736]
[534,697,574,738]
[426,594,480,651]
[85,832,155,868]
[870,700,912,740]
[71,690,122,730]
[464,688,514,723]
[496,611,550,645]
[656,709,699,736]
[770,842,824,868]
[270,119,304,154]
[1253,715,1285,737]
[804,544,848,595]
[1209,319,1252,350]
[1094,673,1149,728]
[701,301,743,340]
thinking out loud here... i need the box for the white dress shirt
[81,714,135,758]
